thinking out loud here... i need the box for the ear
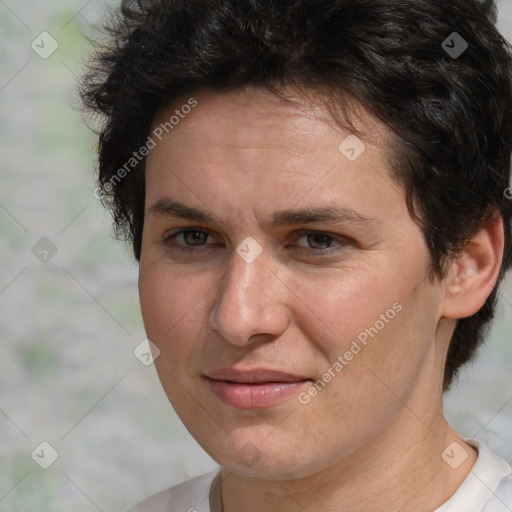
[442,212,504,319]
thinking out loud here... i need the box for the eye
[290,230,348,255]
[160,228,216,252]
[160,228,348,256]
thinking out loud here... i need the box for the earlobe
[442,213,504,320]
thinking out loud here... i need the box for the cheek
[299,259,433,400]
[293,264,404,357]
[138,258,207,352]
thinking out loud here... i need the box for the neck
[220,401,477,512]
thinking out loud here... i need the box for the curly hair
[80,0,512,392]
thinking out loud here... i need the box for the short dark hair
[80,0,512,392]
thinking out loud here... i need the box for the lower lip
[207,378,310,409]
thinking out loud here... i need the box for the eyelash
[160,228,349,256]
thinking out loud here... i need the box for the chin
[223,455,328,481]
[207,433,324,480]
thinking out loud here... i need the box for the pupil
[186,230,206,245]
[309,233,330,249]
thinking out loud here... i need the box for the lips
[206,367,309,383]
[205,367,312,408]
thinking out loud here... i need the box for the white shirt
[125,438,512,512]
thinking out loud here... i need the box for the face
[138,86,449,480]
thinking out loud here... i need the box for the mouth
[204,367,313,409]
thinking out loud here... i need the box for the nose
[209,245,290,347]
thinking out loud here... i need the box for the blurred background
[1,1,512,510]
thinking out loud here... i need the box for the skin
[138,85,503,511]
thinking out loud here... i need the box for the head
[81,0,512,479]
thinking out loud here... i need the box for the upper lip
[205,368,310,383]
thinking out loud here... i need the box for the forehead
[150,85,388,157]
[145,85,407,228]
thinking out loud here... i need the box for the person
[80,0,512,510]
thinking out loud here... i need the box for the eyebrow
[146,199,378,228]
